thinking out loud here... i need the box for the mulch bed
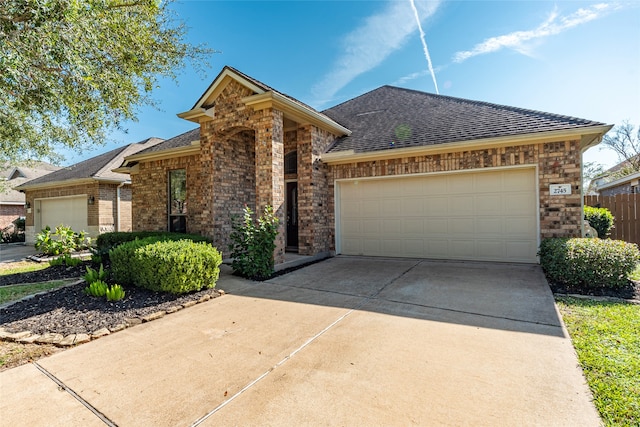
[548,280,640,302]
[0,261,221,336]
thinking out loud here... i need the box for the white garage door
[39,196,88,233]
[337,168,538,263]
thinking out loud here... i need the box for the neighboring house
[0,162,60,231]
[17,138,164,243]
[593,158,640,196]
[116,66,612,265]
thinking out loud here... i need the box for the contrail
[409,0,439,94]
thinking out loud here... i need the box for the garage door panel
[40,197,88,233]
[425,198,448,215]
[338,169,538,263]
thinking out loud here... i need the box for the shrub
[131,240,222,294]
[95,231,211,262]
[539,238,640,289]
[229,205,279,280]
[584,206,614,239]
[105,284,126,302]
[35,225,92,255]
[109,237,164,285]
[84,280,108,297]
[84,264,107,284]
[49,254,82,267]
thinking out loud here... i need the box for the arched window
[285,151,297,174]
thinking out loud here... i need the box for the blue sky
[65,0,640,170]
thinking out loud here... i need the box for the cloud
[452,3,614,64]
[312,0,440,107]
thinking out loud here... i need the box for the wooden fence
[584,194,640,245]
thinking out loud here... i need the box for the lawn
[0,261,48,275]
[556,297,640,426]
[0,279,78,304]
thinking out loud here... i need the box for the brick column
[255,108,286,264]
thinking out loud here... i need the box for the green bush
[84,264,107,284]
[49,254,82,267]
[539,238,640,289]
[109,237,164,285]
[131,240,222,294]
[229,205,279,280]
[95,231,211,262]
[84,280,108,297]
[105,284,126,302]
[584,206,614,239]
[35,225,91,255]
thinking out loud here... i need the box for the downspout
[116,182,125,231]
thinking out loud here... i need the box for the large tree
[0,0,213,164]
[601,121,640,177]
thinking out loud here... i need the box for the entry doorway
[286,181,298,250]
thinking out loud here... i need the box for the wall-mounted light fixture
[88,195,95,205]
[24,201,31,209]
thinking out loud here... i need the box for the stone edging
[0,288,226,347]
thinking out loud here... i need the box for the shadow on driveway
[228,256,564,338]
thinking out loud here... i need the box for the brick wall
[0,204,25,230]
[131,155,200,233]
[24,183,99,229]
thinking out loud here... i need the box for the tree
[0,0,214,164]
[601,121,640,177]
[582,161,604,195]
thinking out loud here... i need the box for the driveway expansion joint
[33,361,117,426]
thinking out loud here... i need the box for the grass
[0,261,48,275]
[0,279,78,304]
[556,297,640,426]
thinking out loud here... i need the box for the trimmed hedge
[539,238,640,289]
[133,240,222,294]
[109,237,164,285]
[584,206,614,239]
[96,231,211,261]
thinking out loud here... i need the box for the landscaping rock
[141,311,166,322]
[35,333,64,344]
[109,324,127,333]
[91,328,111,338]
[125,317,142,326]
[58,334,90,347]
[17,334,40,344]
[166,306,182,314]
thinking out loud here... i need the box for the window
[168,169,186,233]
[285,151,297,174]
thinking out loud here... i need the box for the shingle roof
[0,162,60,203]
[322,86,607,154]
[131,128,200,156]
[16,137,164,188]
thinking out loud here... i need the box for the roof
[322,86,609,154]
[16,137,164,190]
[595,171,640,191]
[0,162,61,204]
[130,128,200,156]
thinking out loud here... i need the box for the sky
[63,0,640,170]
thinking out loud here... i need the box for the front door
[286,182,298,249]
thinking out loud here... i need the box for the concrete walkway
[0,257,600,426]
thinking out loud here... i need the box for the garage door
[39,196,88,233]
[337,168,538,263]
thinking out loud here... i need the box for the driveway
[0,257,600,426]
[0,243,38,264]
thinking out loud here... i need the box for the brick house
[17,138,163,243]
[1,162,60,232]
[117,66,612,264]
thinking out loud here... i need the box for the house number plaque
[549,184,572,195]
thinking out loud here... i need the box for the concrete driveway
[0,257,600,426]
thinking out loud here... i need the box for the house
[593,157,640,195]
[1,162,60,232]
[116,66,612,264]
[17,138,164,243]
